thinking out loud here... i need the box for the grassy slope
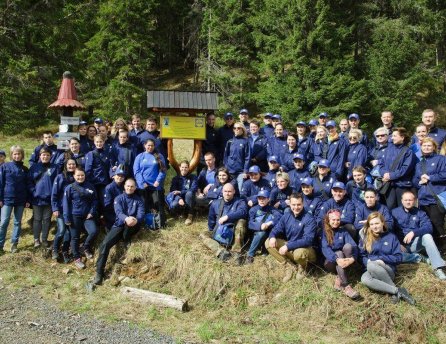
[0,137,445,343]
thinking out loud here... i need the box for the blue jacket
[169,174,198,196]
[79,136,94,154]
[297,136,313,162]
[133,152,166,190]
[318,197,355,228]
[311,136,347,179]
[359,231,402,272]
[110,142,137,176]
[51,172,74,212]
[354,203,394,232]
[197,168,217,191]
[55,152,86,173]
[288,168,310,191]
[345,180,374,207]
[265,169,280,188]
[368,143,388,165]
[248,204,282,231]
[269,186,294,212]
[346,143,368,180]
[320,228,358,263]
[378,143,415,188]
[224,136,251,174]
[29,144,61,167]
[260,124,274,138]
[129,129,159,153]
[267,136,287,163]
[202,125,218,162]
[240,178,271,205]
[85,148,112,185]
[269,209,317,250]
[248,134,268,172]
[208,197,248,230]
[413,153,446,206]
[312,174,337,201]
[206,180,239,200]
[0,161,29,206]
[63,181,97,223]
[113,192,145,227]
[428,126,446,147]
[303,193,323,218]
[279,146,299,172]
[391,206,433,243]
[216,124,234,162]
[28,162,58,206]
[104,181,124,210]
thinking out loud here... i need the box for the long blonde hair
[363,212,387,253]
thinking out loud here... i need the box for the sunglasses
[349,136,358,140]
[375,134,387,138]
[234,127,243,130]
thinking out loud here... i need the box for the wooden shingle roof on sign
[147,90,218,112]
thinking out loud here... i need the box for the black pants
[96,224,140,276]
[142,188,166,227]
[383,186,410,210]
[421,204,446,239]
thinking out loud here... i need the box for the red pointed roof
[48,71,85,109]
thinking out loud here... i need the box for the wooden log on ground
[120,286,188,312]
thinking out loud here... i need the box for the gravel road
[0,279,174,344]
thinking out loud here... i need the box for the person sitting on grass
[201,183,248,265]
[269,172,294,213]
[246,190,282,264]
[359,212,415,305]
[320,209,360,299]
[300,178,323,218]
[265,192,317,282]
[103,167,126,232]
[240,165,271,208]
[93,178,145,286]
[195,152,217,208]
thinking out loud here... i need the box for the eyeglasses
[375,134,387,138]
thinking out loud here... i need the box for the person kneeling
[93,178,145,285]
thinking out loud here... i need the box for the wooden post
[121,286,188,312]
[167,139,202,174]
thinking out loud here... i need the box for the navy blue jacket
[345,180,374,207]
[346,143,368,180]
[260,124,274,138]
[248,134,268,172]
[55,152,86,173]
[79,136,94,154]
[85,148,111,185]
[269,186,294,213]
[378,143,415,188]
[248,204,282,231]
[216,124,234,162]
[267,136,287,163]
[413,153,446,206]
[29,144,61,167]
[0,161,29,206]
[28,162,58,206]
[320,228,358,263]
[202,125,218,159]
[297,136,313,162]
[288,168,310,191]
[113,192,145,227]
[63,181,98,223]
[223,136,251,174]
[208,197,248,231]
[169,174,198,196]
[197,168,217,191]
[354,203,394,232]
[318,197,355,228]
[104,181,124,210]
[269,209,317,250]
[311,136,347,179]
[265,169,280,188]
[279,146,299,172]
[206,180,239,200]
[130,129,158,153]
[367,143,388,166]
[303,193,323,218]
[110,142,137,176]
[312,174,337,201]
[391,206,433,243]
[359,231,402,272]
[428,126,446,147]
[240,178,271,205]
[51,172,74,212]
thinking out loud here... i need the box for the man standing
[201,113,218,166]
[216,112,235,163]
[421,109,446,147]
[239,108,250,132]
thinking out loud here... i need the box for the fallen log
[120,286,188,312]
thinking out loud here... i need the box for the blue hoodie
[133,152,166,190]
[110,142,137,176]
[288,168,310,191]
[318,197,356,228]
[346,143,368,180]
[269,186,294,213]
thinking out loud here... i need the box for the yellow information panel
[160,115,206,139]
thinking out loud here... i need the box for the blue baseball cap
[257,189,271,198]
[0,150,5,157]
[301,177,313,186]
[248,165,261,174]
[296,121,307,127]
[318,159,330,168]
[272,114,282,121]
[268,155,278,163]
[264,112,273,118]
[349,113,359,120]
[332,181,346,190]
[308,119,318,126]
[79,120,87,126]
[319,112,329,118]
[94,117,103,124]
[326,120,336,128]
[292,153,305,161]
[240,108,249,114]
[113,166,127,176]
[224,112,234,119]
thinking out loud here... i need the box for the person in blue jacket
[205,167,239,201]
[0,145,30,253]
[78,121,92,154]
[55,137,86,173]
[269,172,294,213]
[265,192,317,281]
[248,120,268,172]
[103,167,126,231]
[216,112,235,163]
[345,129,368,181]
[129,114,157,153]
[421,109,446,147]
[266,123,287,164]
[196,152,217,207]
[110,129,137,177]
[29,131,61,167]
[133,138,167,228]
[246,190,282,264]
[260,113,274,138]
[166,160,198,225]
[51,158,76,262]
[346,113,369,147]
[301,178,323,218]
[203,183,248,265]
[265,156,280,188]
[145,117,169,170]
[240,165,271,208]
[92,178,145,286]
[359,212,415,305]
[223,123,251,191]
[279,134,299,172]
[409,124,428,162]
[354,188,394,237]
[295,121,313,162]
[308,119,318,139]
[63,167,98,269]
[392,191,446,280]
[28,147,58,248]
[287,153,310,191]
[346,166,374,207]
[312,159,337,201]
[377,127,416,209]
[85,134,112,217]
[367,127,389,172]
[320,209,360,299]
[412,137,446,248]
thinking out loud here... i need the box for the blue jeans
[407,234,445,269]
[247,231,268,257]
[69,216,98,259]
[0,205,25,249]
[53,216,70,253]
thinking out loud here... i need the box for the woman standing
[359,212,415,305]
[56,137,86,173]
[0,146,30,253]
[345,129,368,181]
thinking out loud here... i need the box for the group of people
[0,109,444,301]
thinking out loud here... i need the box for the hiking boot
[217,250,231,262]
[282,266,295,283]
[434,267,446,281]
[62,252,71,264]
[334,276,343,291]
[10,244,18,254]
[245,256,254,264]
[397,287,416,305]
[84,249,93,260]
[184,214,193,226]
[295,265,307,280]
[34,239,41,248]
[343,285,360,300]
[74,258,85,270]
[92,273,103,286]
[233,253,244,266]
[41,240,50,249]
[52,251,59,261]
